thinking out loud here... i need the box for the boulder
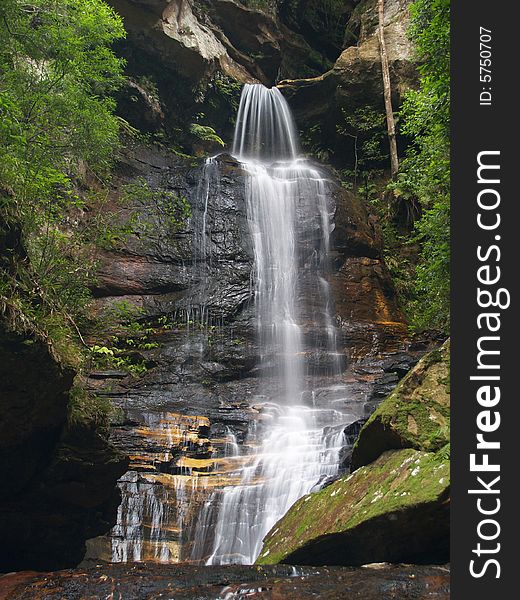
[0,324,128,571]
[256,446,450,566]
[351,339,450,470]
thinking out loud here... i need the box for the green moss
[351,340,450,469]
[257,447,449,565]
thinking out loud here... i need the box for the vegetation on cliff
[0,0,130,433]
[391,0,450,333]
[0,0,125,355]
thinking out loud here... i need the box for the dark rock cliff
[91,142,406,360]
[0,325,129,572]
[0,218,128,571]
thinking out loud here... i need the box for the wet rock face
[0,326,128,572]
[94,144,405,358]
[92,150,253,323]
[0,563,450,599]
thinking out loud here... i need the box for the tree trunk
[378,0,399,177]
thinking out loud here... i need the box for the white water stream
[190,84,351,565]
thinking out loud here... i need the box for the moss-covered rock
[350,340,450,470]
[256,447,450,566]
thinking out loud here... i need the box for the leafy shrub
[0,0,125,362]
[392,0,450,333]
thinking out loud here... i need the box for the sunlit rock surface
[257,447,450,566]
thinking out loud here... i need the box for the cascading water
[190,84,351,565]
[104,84,359,567]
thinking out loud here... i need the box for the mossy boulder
[350,340,450,471]
[256,446,450,566]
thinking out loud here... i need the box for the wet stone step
[0,563,450,600]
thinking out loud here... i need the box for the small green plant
[89,343,150,377]
[68,383,113,433]
[122,178,191,231]
[189,123,225,147]
[301,123,333,163]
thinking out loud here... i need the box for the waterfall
[190,84,350,565]
[105,84,355,568]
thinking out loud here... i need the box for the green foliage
[105,299,145,325]
[0,0,125,361]
[337,107,388,193]
[136,75,160,103]
[391,0,450,333]
[301,123,333,163]
[302,0,348,48]
[189,123,225,148]
[281,0,348,51]
[68,382,113,432]
[87,300,162,376]
[122,177,191,231]
[211,73,243,114]
[89,342,149,377]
